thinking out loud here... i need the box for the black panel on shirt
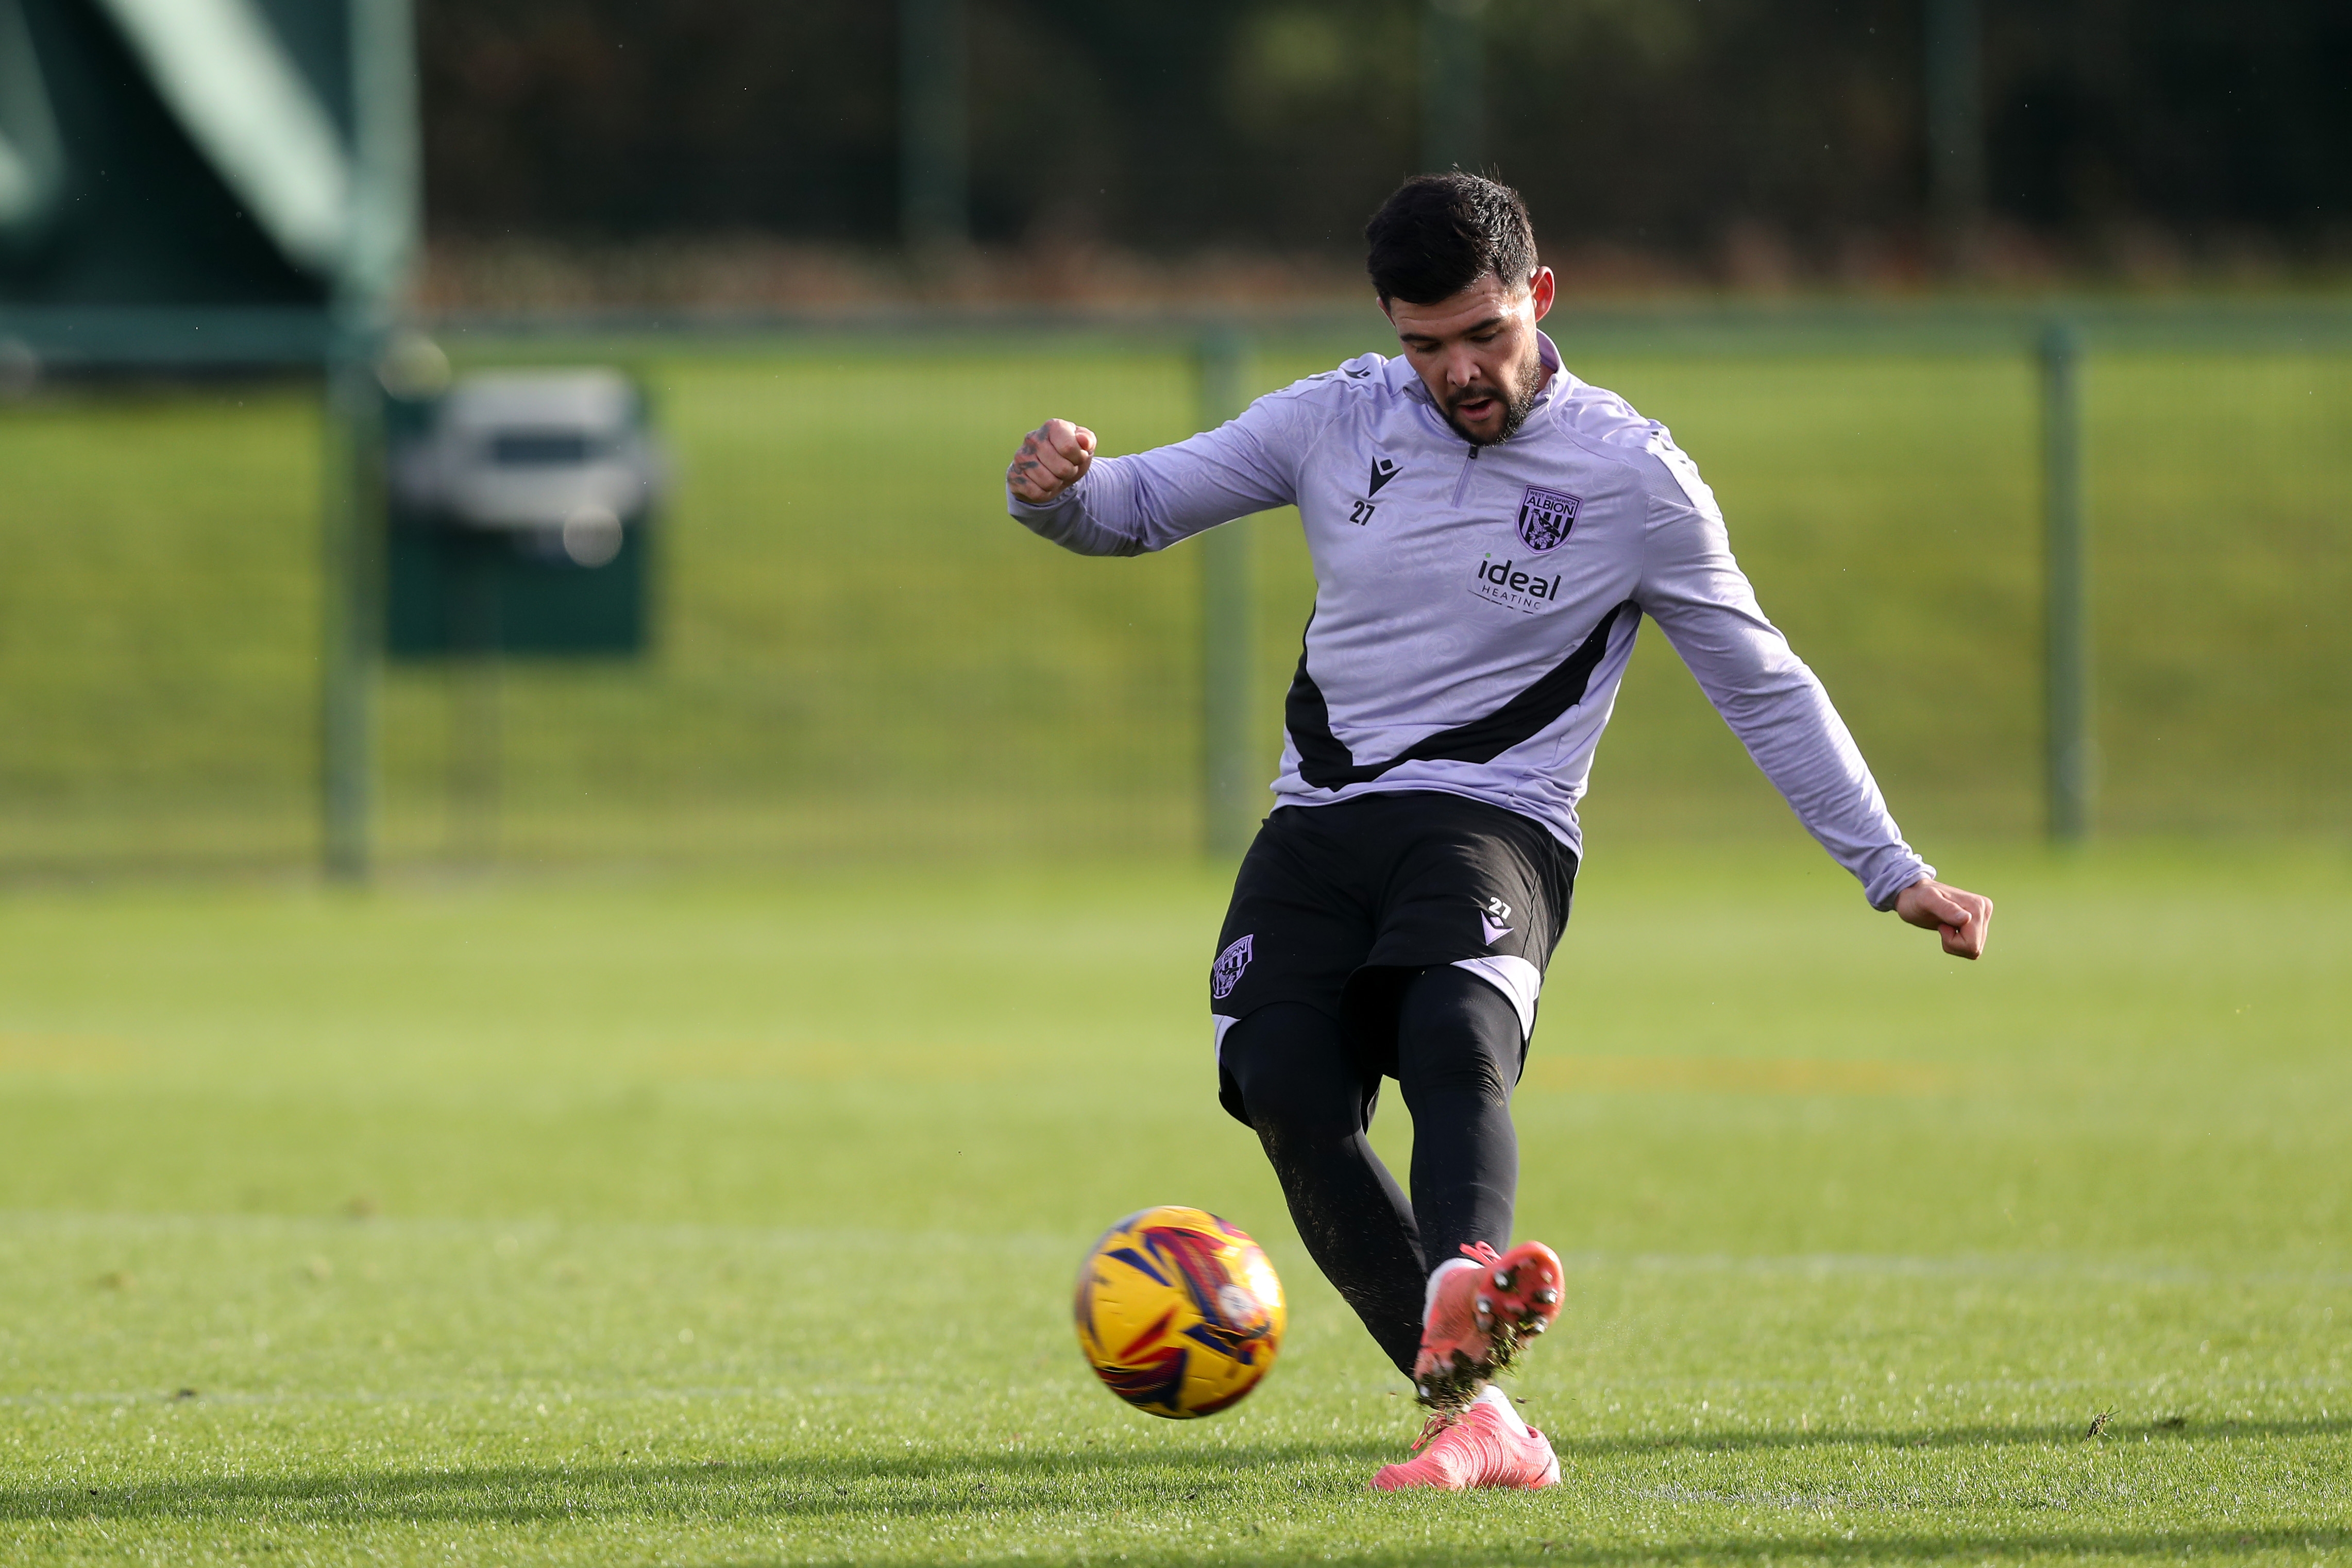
[1284,600,1638,791]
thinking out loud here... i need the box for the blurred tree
[419,0,895,238]
[416,0,2352,276]
[1989,0,2352,256]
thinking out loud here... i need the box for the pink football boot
[1411,1239,1566,1410]
[1372,1390,1561,1491]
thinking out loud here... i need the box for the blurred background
[409,0,2352,302]
[0,0,2346,878]
[4,12,2347,1550]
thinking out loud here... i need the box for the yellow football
[1072,1205,1285,1418]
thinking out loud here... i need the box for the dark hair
[1364,173,1538,305]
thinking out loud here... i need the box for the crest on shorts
[1210,934,1254,1000]
[1515,486,1582,553]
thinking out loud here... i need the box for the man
[1004,174,1992,1492]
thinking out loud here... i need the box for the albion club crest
[1210,934,1254,1000]
[1515,485,1582,553]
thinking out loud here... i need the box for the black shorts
[1208,791,1578,1108]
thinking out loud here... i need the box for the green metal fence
[0,298,2344,877]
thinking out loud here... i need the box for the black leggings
[1220,965,1524,1376]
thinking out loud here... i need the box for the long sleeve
[1007,382,1331,555]
[1636,491,1932,909]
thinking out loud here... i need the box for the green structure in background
[0,0,417,882]
[1420,0,1485,176]
[382,367,664,659]
[898,0,967,254]
[1195,329,1256,860]
[376,365,663,865]
[2039,320,2091,844]
[383,505,655,659]
[1922,0,1986,269]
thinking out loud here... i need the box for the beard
[1440,349,1546,447]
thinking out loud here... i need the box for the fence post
[1922,0,1985,270]
[1421,0,1487,174]
[319,335,382,883]
[1197,327,1256,859]
[318,0,417,883]
[2040,319,2092,844]
[899,0,968,252]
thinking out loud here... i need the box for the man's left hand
[1895,877,1993,960]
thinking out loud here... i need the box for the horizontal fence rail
[12,296,2352,368]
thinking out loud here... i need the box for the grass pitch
[2,844,2346,1564]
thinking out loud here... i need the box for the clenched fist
[1007,419,1097,505]
[1894,877,1994,960]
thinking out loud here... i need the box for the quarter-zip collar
[1450,441,1480,504]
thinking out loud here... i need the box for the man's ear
[1376,290,1394,325]
[1529,266,1556,323]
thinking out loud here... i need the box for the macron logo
[1367,456,1401,497]
[1479,897,1514,946]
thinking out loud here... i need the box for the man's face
[1383,266,1556,446]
